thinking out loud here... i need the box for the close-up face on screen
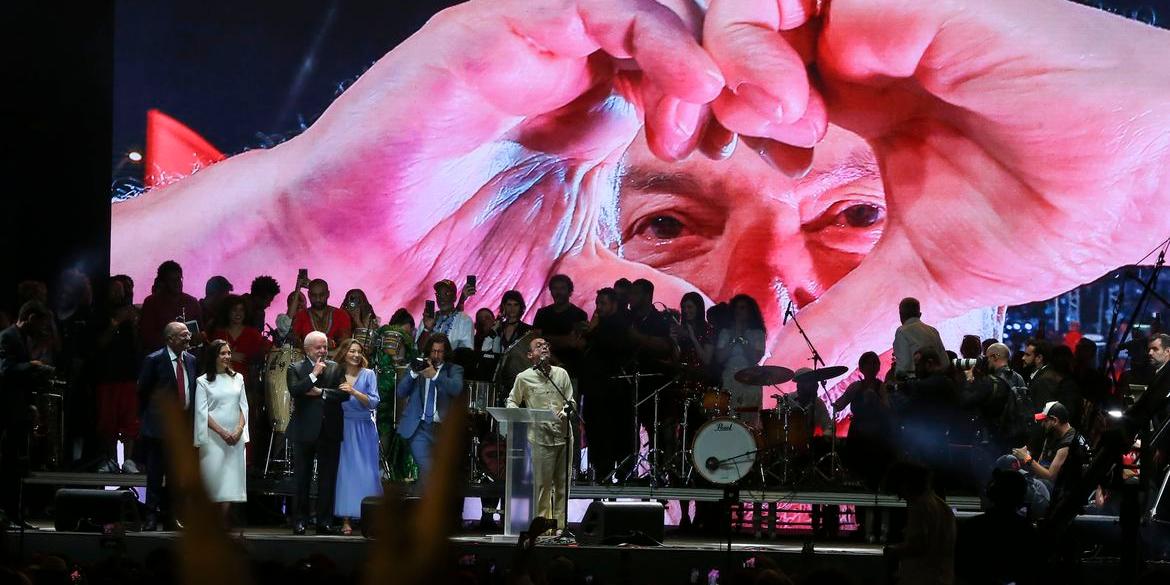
[109,0,1170,401]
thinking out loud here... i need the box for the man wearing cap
[417,279,475,353]
[992,454,1050,522]
[1012,401,1089,506]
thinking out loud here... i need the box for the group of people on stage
[3,256,1163,545]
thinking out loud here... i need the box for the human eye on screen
[802,193,886,254]
[620,198,719,267]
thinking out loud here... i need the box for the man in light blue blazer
[396,332,463,484]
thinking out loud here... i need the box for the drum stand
[678,395,696,485]
[767,398,806,486]
[814,394,845,482]
[264,431,293,478]
[604,369,670,486]
[467,435,495,484]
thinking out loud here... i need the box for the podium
[486,406,557,538]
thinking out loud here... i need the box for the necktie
[175,355,186,404]
[423,378,434,422]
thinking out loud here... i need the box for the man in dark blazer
[396,332,464,485]
[0,301,54,528]
[136,321,198,531]
[287,330,347,535]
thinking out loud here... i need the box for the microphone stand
[535,358,579,539]
[785,302,843,483]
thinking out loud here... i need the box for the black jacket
[286,357,346,443]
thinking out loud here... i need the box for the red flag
[144,109,225,188]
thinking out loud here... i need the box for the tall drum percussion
[264,347,302,433]
[353,328,374,352]
[690,417,760,485]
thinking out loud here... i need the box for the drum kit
[687,364,850,486]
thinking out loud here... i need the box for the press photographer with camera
[395,332,464,486]
[959,343,1030,455]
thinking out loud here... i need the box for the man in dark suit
[396,332,464,485]
[287,330,347,535]
[0,301,54,528]
[136,321,198,531]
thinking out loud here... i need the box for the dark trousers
[295,438,341,525]
[141,437,171,521]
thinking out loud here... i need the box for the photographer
[960,343,1029,454]
[894,348,957,474]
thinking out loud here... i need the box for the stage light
[1024,323,1033,331]
[127,151,142,162]
[1108,409,1124,419]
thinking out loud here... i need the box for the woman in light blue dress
[333,338,382,535]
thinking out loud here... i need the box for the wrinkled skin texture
[113,0,1170,398]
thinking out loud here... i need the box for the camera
[952,356,988,371]
[410,356,431,373]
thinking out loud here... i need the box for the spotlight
[1108,410,1124,419]
[127,151,143,162]
[1024,323,1033,331]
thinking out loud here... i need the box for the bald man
[136,321,198,531]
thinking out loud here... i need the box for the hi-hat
[734,365,795,386]
[793,365,849,384]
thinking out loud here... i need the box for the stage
[4,520,1142,585]
[9,472,1160,584]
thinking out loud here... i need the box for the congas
[690,417,760,484]
[380,328,410,366]
[701,387,732,417]
[264,347,302,433]
[353,328,373,351]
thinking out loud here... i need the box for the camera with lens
[410,356,431,373]
[952,356,989,372]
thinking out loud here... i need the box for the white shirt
[416,310,475,350]
[166,346,190,408]
[409,363,445,423]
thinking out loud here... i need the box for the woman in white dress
[194,339,249,525]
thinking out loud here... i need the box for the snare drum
[690,417,760,484]
[264,347,302,433]
[701,387,732,416]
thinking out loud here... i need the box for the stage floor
[8,521,890,584]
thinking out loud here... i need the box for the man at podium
[505,338,575,535]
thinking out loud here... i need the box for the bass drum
[691,417,760,485]
[264,347,303,433]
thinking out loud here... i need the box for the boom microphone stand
[785,302,844,483]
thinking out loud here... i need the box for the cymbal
[793,365,849,384]
[734,365,795,386]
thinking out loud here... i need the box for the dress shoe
[315,523,336,535]
[292,521,306,535]
[142,516,159,532]
[121,459,141,474]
